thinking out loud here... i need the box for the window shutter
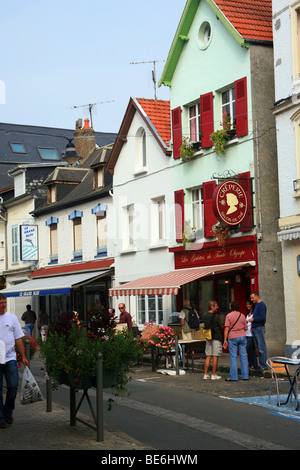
[174,190,185,242]
[238,172,252,231]
[235,77,248,137]
[200,92,214,148]
[172,107,182,159]
[203,181,217,237]
[73,219,82,251]
[50,225,58,255]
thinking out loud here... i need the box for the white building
[106,98,176,327]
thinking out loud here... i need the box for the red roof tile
[215,0,273,42]
[136,98,171,145]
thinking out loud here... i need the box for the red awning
[109,262,254,297]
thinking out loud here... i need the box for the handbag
[203,328,212,340]
[203,312,216,341]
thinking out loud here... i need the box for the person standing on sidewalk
[249,291,268,371]
[223,300,249,382]
[0,293,29,429]
[21,304,36,337]
[203,300,223,380]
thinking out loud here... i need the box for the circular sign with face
[212,180,248,226]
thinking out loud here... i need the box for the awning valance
[109,262,255,297]
[2,270,111,297]
[278,228,300,242]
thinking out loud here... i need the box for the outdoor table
[179,340,205,373]
[271,357,300,411]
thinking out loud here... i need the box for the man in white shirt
[0,293,29,429]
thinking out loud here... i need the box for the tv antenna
[130,60,165,100]
[71,100,115,128]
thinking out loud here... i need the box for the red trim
[235,77,248,137]
[29,258,114,278]
[203,180,217,237]
[172,107,182,159]
[175,189,185,243]
[200,92,214,148]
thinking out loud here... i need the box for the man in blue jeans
[249,291,268,370]
[0,294,29,429]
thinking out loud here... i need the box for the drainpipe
[255,121,263,241]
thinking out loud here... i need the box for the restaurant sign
[19,224,38,261]
[212,180,247,227]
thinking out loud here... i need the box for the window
[12,225,19,264]
[198,21,212,50]
[49,224,58,262]
[48,185,56,204]
[221,87,236,133]
[96,214,107,256]
[123,204,134,249]
[189,104,201,142]
[37,147,59,160]
[135,128,147,170]
[14,172,26,197]
[151,197,166,243]
[10,142,26,153]
[137,295,163,325]
[192,188,203,229]
[290,2,300,82]
[73,218,82,259]
[94,167,104,189]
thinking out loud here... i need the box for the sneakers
[211,374,222,380]
[0,422,6,429]
[5,417,13,425]
[203,374,210,380]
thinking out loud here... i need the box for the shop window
[137,294,163,325]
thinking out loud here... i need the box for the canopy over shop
[2,262,114,324]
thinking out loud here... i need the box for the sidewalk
[0,353,272,450]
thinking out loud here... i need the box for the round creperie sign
[212,180,248,226]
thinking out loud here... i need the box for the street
[29,357,300,451]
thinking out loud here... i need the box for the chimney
[74,119,96,161]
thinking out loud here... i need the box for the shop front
[2,259,114,325]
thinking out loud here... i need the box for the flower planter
[59,368,119,390]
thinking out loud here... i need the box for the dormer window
[93,164,105,190]
[47,184,57,204]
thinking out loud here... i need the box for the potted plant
[210,112,236,157]
[213,223,231,248]
[141,321,176,367]
[179,137,196,162]
[39,311,143,397]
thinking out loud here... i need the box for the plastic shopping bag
[20,366,43,405]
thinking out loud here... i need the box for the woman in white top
[246,300,258,370]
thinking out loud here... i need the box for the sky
[0,0,186,134]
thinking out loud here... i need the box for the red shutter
[238,172,252,231]
[235,77,248,137]
[174,190,185,242]
[200,92,214,148]
[203,181,217,237]
[172,107,182,159]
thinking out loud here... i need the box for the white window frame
[192,187,204,230]
[123,204,135,249]
[189,104,201,142]
[135,127,147,171]
[221,87,236,130]
[137,294,163,326]
[151,196,166,243]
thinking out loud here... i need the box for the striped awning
[109,262,255,297]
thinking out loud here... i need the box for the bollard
[46,375,52,412]
[175,335,179,375]
[96,353,104,442]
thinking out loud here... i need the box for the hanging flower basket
[213,224,231,248]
